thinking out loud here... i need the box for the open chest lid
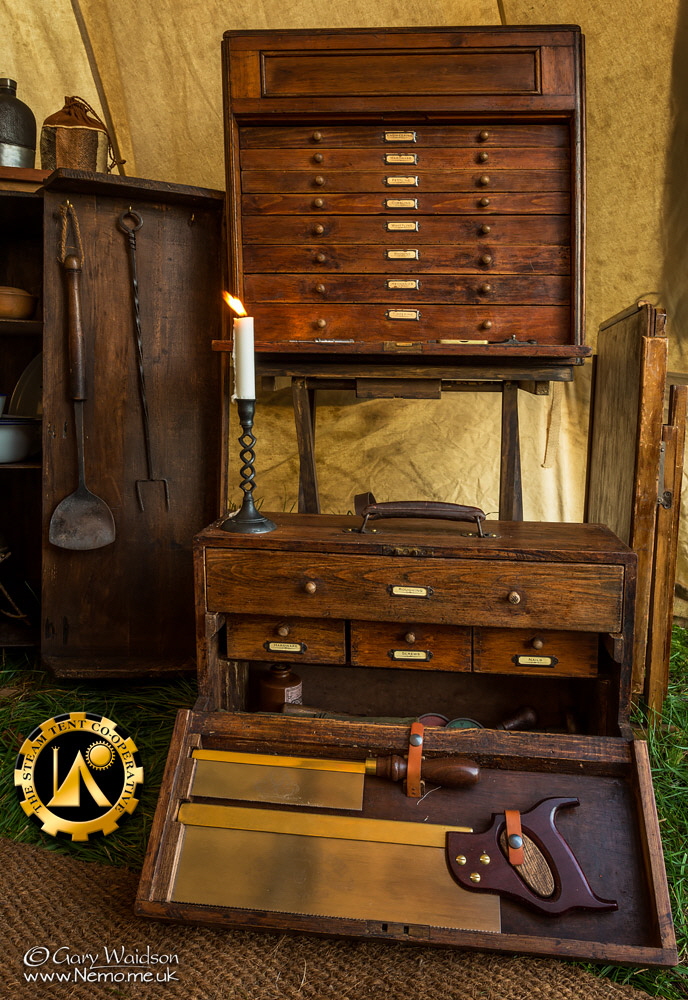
[136,708,676,967]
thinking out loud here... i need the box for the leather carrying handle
[354,492,486,534]
[63,255,87,401]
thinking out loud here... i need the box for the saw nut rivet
[470,872,481,883]
[409,733,423,747]
[455,855,467,866]
[479,853,491,865]
[508,834,523,850]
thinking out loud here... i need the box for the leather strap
[405,721,424,797]
[505,809,524,866]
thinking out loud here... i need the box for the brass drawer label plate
[512,654,559,667]
[386,309,421,321]
[265,641,306,654]
[384,131,417,143]
[388,584,433,597]
[389,649,432,661]
[385,153,417,164]
[385,175,419,186]
[386,279,419,289]
[386,249,419,260]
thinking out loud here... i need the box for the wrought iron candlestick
[220,398,276,534]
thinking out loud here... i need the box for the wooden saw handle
[373,755,480,788]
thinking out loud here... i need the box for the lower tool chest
[137,511,676,965]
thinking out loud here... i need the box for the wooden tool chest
[137,512,677,965]
[221,26,587,363]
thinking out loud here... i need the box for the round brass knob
[315,283,326,294]
[313,175,325,186]
[312,131,323,142]
[531,637,544,650]
[405,632,416,644]
[478,283,492,295]
[315,252,327,263]
[478,174,490,186]
[304,580,317,594]
[478,197,490,208]
[277,625,290,637]
[313,198,325,209]
[478,151,489,162]
[508,591,522,605]
[315,318,327,328]
[479,224,491,235]
[313,152,324,163]
[479,254,493,266]
[480,319,493,330]
[312,224,325,236]
[478,130,489,141]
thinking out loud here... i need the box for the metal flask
[0,79,36,167]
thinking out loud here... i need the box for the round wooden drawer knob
[312,131,323,142]
[531,637,544,649]
[313,152,324,163]
[405,632,416,644]
[478,130,490,141]
[277,625,291,637]
[315,318,327,329]
[478,283,492,294]
[315,283,326,294]
[481,319,493,330]
[315,252,327,263]
[478,151,489,162]
[479,224,491,235]
[478,197,490,208]
[312,198,325,209]
[479,254,493,266]
[312,224,325,235]
[304,580,317,594]
[478,175,490,186]
[313,175,326,186]
[508,591,522,605]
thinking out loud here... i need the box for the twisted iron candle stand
[220,398,276,534]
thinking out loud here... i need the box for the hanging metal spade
[118,208,170,511]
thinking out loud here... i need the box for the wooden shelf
[0,318,42,335]
[0,461,41,470]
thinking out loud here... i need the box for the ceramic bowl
[0,286,37,320]
[0,417,40,462]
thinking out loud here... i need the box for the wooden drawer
[240,124,570,149]
[350,621,471,671]
[205,550,624,632]
[474,628,598,677]
[225,615,346,663]
[242,191,570,216]
[242,244,571,275]
[240,146,570,171]
[241,215,571,246]
[248,304,570,349]
[240,169,570,194]
[245,274,569,306]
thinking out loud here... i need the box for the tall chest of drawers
[222,26,587,364]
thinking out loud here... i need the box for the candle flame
[222,292,247,317]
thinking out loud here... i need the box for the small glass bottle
[0,79,36,167]
[258,664,303,712]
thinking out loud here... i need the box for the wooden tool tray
[136,710,676,966]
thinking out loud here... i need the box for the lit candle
[223,293,255,399]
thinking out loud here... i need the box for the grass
[0,638,687,996]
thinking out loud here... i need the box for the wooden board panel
[585,304,667,692]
